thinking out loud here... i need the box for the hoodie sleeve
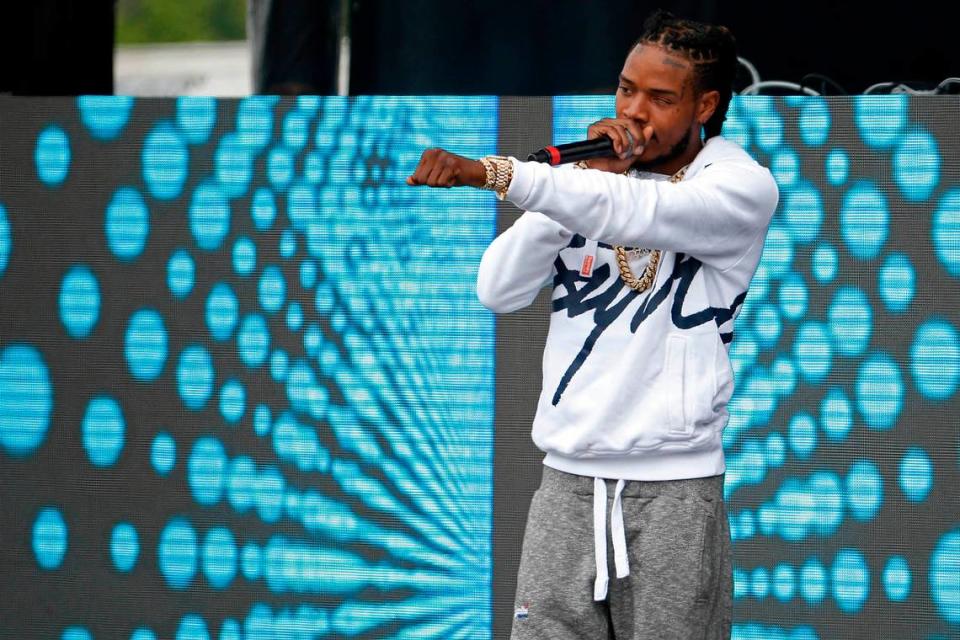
[505,156,780,272]
[476,211,573,313]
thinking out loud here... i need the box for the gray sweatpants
[511,466,731,640]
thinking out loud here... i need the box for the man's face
[615,43,715,170]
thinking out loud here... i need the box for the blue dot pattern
[882,555,912,602]
[841,181,889,260]
[0,344,53,456]
[0,96,497,638]
[911,319,960,400]
[142,123,189,200]
[61,628,91,640]
[81,396,126,467]
[176,345,214,410]
[59,265,100,339]
[231,236,256,276]
[205,282,239,341]
[552,95,959,638]
[187,437,228,506]
[933,189,960,276]
[125,309,168,381]
[219,379,246,424]
[78,96,134,141]
[158,517,198,590]
[1,94,956,638]
[150,432,176,476]
[879,252,915,313]
[930,529,960,624]
[202,527,237,589]
[175,97,216,145]
[176,614,209,640]
[105,187,150,261]
[0,203,10,275]
[167,248,195,298]
[35,125,71,186]
[189,181,231,251]
[110,522,140,573]
[899,446,933,502]
[33,507,68,570]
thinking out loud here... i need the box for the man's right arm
[476,211,573,313]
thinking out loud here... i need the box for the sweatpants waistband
[538,464,724,502]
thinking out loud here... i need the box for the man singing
[408,9,779,639]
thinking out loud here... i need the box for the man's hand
[406,148,487,188]
[582,119,654,174]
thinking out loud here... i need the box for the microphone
[527,135,628,165]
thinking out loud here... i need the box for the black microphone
[527,136,625,165]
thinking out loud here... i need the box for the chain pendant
[613,165,688,293]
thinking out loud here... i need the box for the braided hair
[634,9,737,139]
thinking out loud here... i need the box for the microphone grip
[527,137,618,165]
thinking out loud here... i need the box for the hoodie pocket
[664,331,721,438]
[665,335,688,435]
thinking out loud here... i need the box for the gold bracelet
[479,155,513,200]
[480,157,497,192]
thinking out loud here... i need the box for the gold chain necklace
[613,164,688,293]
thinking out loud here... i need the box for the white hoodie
[477,136,779,482]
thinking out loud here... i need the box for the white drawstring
[593,478,608,601]
[611,479,629,579]
[593,477,629,601]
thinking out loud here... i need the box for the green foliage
[116,0,246,44]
